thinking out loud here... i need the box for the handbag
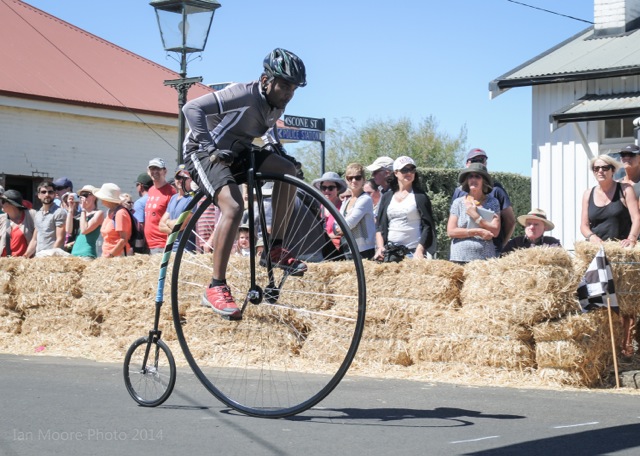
[383,242,410,263]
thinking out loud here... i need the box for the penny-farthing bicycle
[124,145,366,418]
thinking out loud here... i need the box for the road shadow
[462,423,640,455]
[285,407,525,428]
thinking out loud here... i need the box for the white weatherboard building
[0,0,213,205]
[491,0,640,251]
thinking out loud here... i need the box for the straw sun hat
[517,208,555,231]
[92,183,122,204]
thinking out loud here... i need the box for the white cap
[366,156,394,172]
[393,156,416,171]
[148,157,166,169]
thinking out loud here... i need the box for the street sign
[278,128,325,142]
[284,115,325,131]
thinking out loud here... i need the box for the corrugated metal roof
[550,92,640,130]
[0,0,213,116]
[490,27,640,98]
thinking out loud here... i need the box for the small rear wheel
[123,337,176,407]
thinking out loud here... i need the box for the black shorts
[185,148,272,200]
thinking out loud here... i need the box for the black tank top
[588,183,632,241]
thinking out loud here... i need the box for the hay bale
[537,367,605,388]
[315,307,453,367]
[410,334,535,369]
[11,257,86,296]
[452,306,534,342]
[80,256,159,301]
[180,303,312,371]
[361,260,463,307]
[532,310,621,387]
[462,247,578,325]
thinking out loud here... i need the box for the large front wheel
[171,174,366,418]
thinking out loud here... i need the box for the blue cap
[52,177,73,189]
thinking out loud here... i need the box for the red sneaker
[201,285,241,319]
[260,245,307,276]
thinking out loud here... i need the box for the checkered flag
[577,246,618,313]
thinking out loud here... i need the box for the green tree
[291,116,467,181]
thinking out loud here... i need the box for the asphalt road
[1,354,640,456]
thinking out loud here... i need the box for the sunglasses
[620,152,637,158]
[467,173,483,179]
[398,167,416,174]
[39,190,55,195]
[79,192,91,198]
[320,185,337,191]
[468,157,487,164]
[592,165,614,172]
[346,175,363,181]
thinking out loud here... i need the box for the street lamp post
[150,0,221,165]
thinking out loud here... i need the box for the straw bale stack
[0,250,629,389]
[461,247,579,325]
[359,260,464,307]
[408,306,535,369]
[574,241,640,316]
[532,310,622,387]
[303,260,464,368]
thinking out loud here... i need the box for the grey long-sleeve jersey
[182,80,284,160]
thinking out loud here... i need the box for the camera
[69,193,80,202]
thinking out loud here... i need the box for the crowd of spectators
[0,146,637,267]
[4,146,640,355]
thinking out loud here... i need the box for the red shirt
[2,221,28,257]
[144,184,176,249]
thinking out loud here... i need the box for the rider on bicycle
[183,48,307,319]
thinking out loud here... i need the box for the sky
[23,0,596,176]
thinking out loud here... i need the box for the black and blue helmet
[263,48,307,87]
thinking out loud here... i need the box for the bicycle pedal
[222,313,243,322]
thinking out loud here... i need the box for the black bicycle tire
[123,336,176,407]
[171,174,366,418]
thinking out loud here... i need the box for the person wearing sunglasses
[366,156,394,194]
[375,156,437,261]
[66,185,104,258]
[615,144,640,358]
[451,148,516,256]
[618,144,640,198]
[581,154,640,247]
[312,171,348,251]
[333,164,376,260]
[30,181,67,257]
[582,154,640,359]
[159,165,196,252]
[363,178,381,221]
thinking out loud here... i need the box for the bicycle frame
[138,192,203,367]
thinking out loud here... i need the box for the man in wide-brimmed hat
[501,208,561,256]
